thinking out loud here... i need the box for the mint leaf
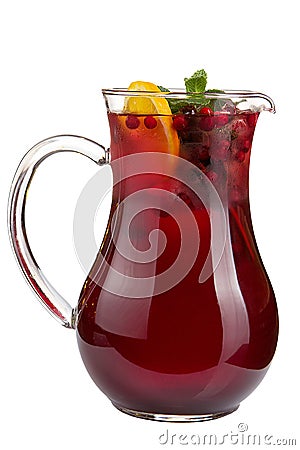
[184,69,207,93]
[206,89,225,94]
[189,95,211,107]
[157,86,170,92]
[168,100,190,113]
[168,96,210,114]
[158,72,210,113]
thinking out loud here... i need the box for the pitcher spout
[203,90,276,114]
[252,92,276,113]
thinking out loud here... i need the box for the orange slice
[124,81,179,157]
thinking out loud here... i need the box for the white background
[1,1,299,449]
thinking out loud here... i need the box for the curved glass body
[76,90,278,420]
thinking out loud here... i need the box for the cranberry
[235,150,245,162]
[173,114,188,131]
[199,106,213,116]
[198,116,214,131]
[126,115,140,129]
[242,139,251,153]
[206,170,218,183]
[198,147,210,161]
[144,116,157,129]
[214,112,229,128]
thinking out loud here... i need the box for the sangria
[76,76,278,419]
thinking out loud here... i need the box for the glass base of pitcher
[112,403,239,422]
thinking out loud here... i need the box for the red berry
[235,150,245,162]
[198,116,214,131]
[206,170,218,183]
[242,139,251,153]
[144,116,157,129]
[199,107,213,116]
[214,112,229,128]
[198,147,210,161]
[173,114,188,131]
[126,115,140,129]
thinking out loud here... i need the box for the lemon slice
[124,81,179,156]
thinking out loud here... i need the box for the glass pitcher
[8,88,279,421]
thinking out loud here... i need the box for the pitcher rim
[102,89,275,113]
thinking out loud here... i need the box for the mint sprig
[184,69,207,93]
[158,69,210,113]
[183,69,210,109]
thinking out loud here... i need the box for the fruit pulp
[76,109,278,416]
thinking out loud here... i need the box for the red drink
[76,107,278,419]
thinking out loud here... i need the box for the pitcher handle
[8,135,109,329]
